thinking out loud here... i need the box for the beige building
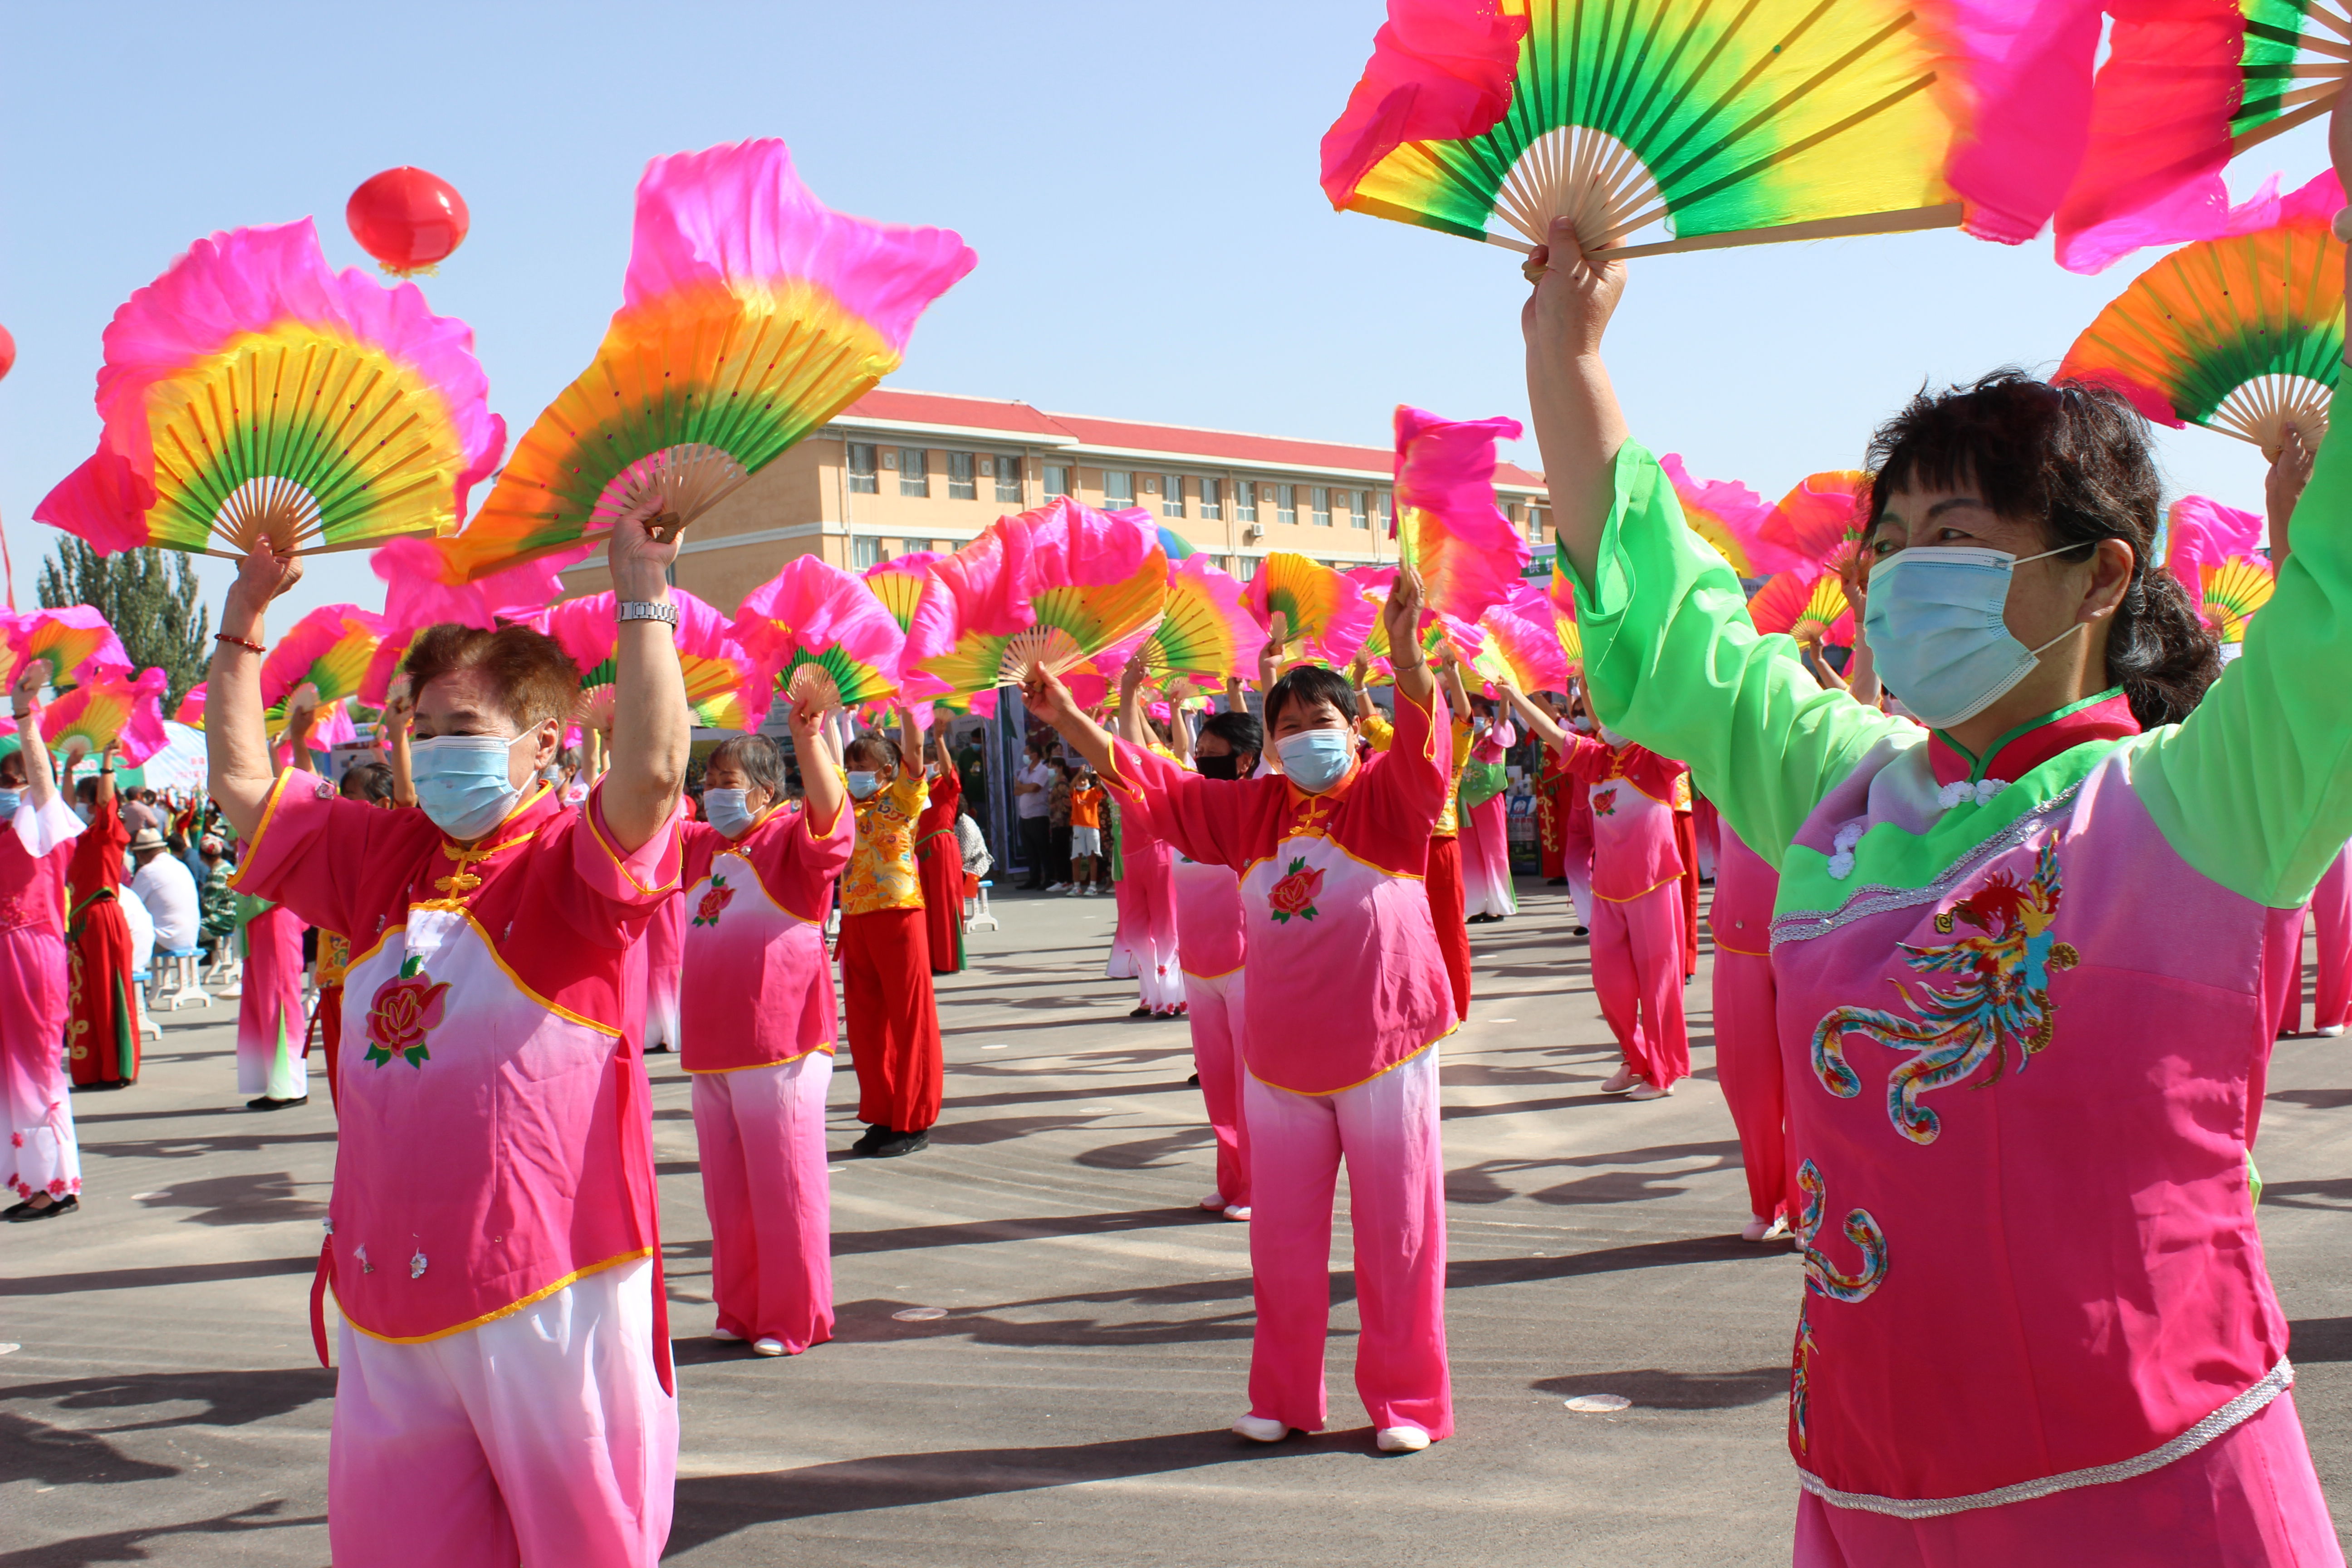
[559,389,1552,612]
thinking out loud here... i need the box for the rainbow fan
[1245,552,1379,668]
[735,554,906,710]
[2164,493,2266,584]
[3,607,131,690]
[371,533,588,631]
[538,589,766,733]
[260,604,387,715]
[1753,470,1869,576]
[1319,0,2011,263]
[2058,190,2344,459]
[175,683,207,730]
[34,220,502,559]
[1348,564,1485,672]
[862,552,946,635]
[1392,405,1528,624]
[270,697,358,751]
[457,139,975,575]
[1134,555,1263,684]
[2199,551,2278,642]
[358,624,427,708]
[1749,567,1856,647]
[1471,582,1570,694]
[1663,454,1787,577]
[42,666,169,764]
[912,500,1169,696]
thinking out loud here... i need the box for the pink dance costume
[2311,847,2352,1034]
[641,893,685,1053]
[1458,717,1519,919]
[1107,681,1458,1442]
[1552,731,1692,1090]
[1108,797,1184,1013]
[1711,827,1797,1225]
[233,774,683,1568]
[1172,846,1250,1207]
[1575,435,2348,1563]
[677,799,853,1354]
[236,901,309,1101]
[1,795,83,1205]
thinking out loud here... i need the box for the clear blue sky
[0,0,2328,627]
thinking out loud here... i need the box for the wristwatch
[616,600,679,629]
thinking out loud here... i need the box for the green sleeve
[2135,418,2352,908]
[1570,440,1916,865]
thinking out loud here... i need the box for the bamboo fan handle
[787,662,844,712]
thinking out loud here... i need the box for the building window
[994,455,1023,503]
[1528,505,1547,539]
[1201,477,1223,520]
[899,448,928,498]
[1350,490,1370,529]
[903,538,935,555]
[1277,485,1297,526]
[1044,464,1071,498]
[1235,480,1256,523]
[1237,556,1258,581]
[848,443,878,495]
[1311,486,1332,526]
[1103,470,1135,509]
[948,451,977,500]
[1378,490,1394,529]
[1161,476,1185,518]
[853,536,884,568]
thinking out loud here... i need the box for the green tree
[35,539,211,708]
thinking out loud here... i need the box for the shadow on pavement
[2291,1317,2352,1362]
[0,1409,181,1485]
[0,1255,318,1298]
[1532,1365,1787,1410]
[0,1366,334,1433]
[0,1501,324,1568]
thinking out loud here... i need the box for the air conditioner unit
[1144,476,1160,495]
[978,456,995,475]
[1243,524,1264,543]
[881,451,899,470]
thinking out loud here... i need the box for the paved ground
[3,879,2347,1567]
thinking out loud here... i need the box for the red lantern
[346,167,470,277]
[0,323,14,383]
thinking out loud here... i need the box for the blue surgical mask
[1275,729,1355,794]
[0,790,19,818]
[704,787,759,838]
[1863,546,2084,730]
[409,732,531,840]
[847,770,881,800]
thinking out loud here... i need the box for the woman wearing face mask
[839,717,943,1158]
[1,661,86,1220]
[1169,704,1263,1222]
[1521,111,2352,1556]
[1108,660,1185,1015]
[1024,565,1457,1455]
[1355,653,1478,1015]
[235,694,319,1111]
[65,738,142,1089]
[675,715,851,1357]
[1456,695,1519,924]
[210,500,691,1568]
[911,723,967,975]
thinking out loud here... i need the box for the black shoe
[645,1042,672,1055]
[851,1124,891,1155]
[2,1198,31,1219]
[1573,926,1589,937]
[10,1194,78,1221]
[1545,877,1568,886]
[870,1130,929,1157]
[1129,1006,1154,1019]
[1187,1073,1200,1087]
[246,1095,309,1111]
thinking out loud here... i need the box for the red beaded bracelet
[215,632,265,655]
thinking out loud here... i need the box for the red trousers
[1671,813,1699,978]
[1425,836,1471,1020]
[841,907,943,1132]
[1591,882,1689,1088]
[66,900,140,1086]
[1711,950,1794,1220]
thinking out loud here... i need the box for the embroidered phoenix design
[1810,837,2079,1145]
[1789,1158,1888,1452]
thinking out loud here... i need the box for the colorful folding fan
[34,220,503,559]
[1662,454,1787,578]
[1749,567,1857,647]
[2199,551,2278,642]
[862,552,946,635]
[2164,493,2266,587]
[260,604,388,715]
[457,139,975,575]
[1348,564,1484,673]
[2055,5,2351,272]
[1244,552,1379,668]
[538,589,766,733]
[175,683,206,730]
[734,554,906,711]
[1133,554,1260,684]
[2058,181,2344,459]
[1471,582,1570,695]
[1318,0,2058,262]
[3,606,131,690]
[911,500,1169,696]
[42,666,169,764]
[371,533,589,631]
[1392,405,1529,624]
[1753,471,1871,575]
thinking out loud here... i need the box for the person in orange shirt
[1067,764,1107,896]
[839,716,942,1157]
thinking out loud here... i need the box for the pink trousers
[1793,1388,2342,1568]
[1182,969,1250,1208]
[1243,1047,1451,1441]
[1591,883,1690,1089]
[237,904,308,1099]
[328,1257,676,1568]
[1711,949,1795,1223]
[2312,852,2352,1033]
[691,1053,835,1353]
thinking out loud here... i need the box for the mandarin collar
[1928,690,2139,787]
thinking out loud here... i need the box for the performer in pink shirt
[1025,566,1457,1455]
[208,500,691,1568]
[1110,662,1185,1017]
[1168,703,1261,1221]
[2,661,85,1220]
[678,716,851,1358]
[1457,698,1518,922]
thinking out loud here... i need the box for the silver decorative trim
[1798,1359,2294,1519]
[1772,783,2084,947]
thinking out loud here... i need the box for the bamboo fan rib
[786,661,845,711]
[1001,625,1090,681]
[2234,0,2352,151]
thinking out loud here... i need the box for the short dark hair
[0,753,24,788]
[76,774,99,803]
[844,733,901,774]
[1264,665,1357,733]
[1200,709,1262,757]
[340,761,396,804]
[709,734,787,799]
[402,622,581,734]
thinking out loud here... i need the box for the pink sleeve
[1362,678,1450,841]
[230,768,437,939]
[678,818,722,891]
[1105,738,1274,873]
[1558,732,1614,785]
[570,781,686,942]
[1624,746,1688,801]
[763,799,852,921]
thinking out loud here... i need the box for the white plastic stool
[130,967,163,1040]
[966,880,1000,932]
[154,948,209,1011]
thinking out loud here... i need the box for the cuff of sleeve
[13,794,85,859]
[580,784,685,901]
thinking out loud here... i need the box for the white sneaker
[1063,885,1081,897]
[1376,1426,1432,1453]
[1082,886,1098,897]
[2322,1024,2347,1038]
[1599,1067,1640,1094]
[711,1326,744,1343]
[752,1337,787,1357]
[1741,1214,1790,1243]
[1199,1192,1228,1211]
[1626,1082,1673,1101]
[1045,883,1068,893]
[1223,1204,1252,1222]
[1232,1414,1288,1443]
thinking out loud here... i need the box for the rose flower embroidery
[365,956,451,1069]
[694,874,736,928]
[1267,857,1324,925]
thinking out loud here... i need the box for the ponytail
[2108,559,2222,727]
